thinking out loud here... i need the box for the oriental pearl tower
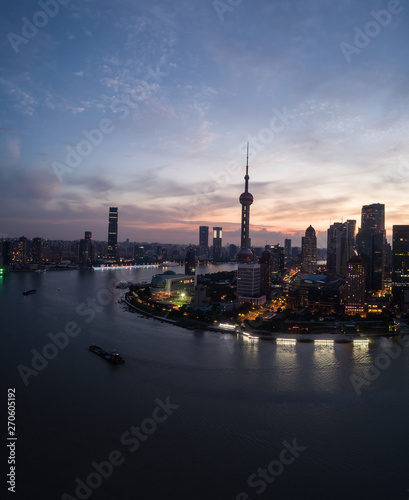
[237,143,254,263]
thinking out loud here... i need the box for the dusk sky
[1,0,408,247]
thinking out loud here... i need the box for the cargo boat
[23,289,37,295]
[89,345,125,364]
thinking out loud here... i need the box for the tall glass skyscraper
[107,207,118,261]
[392,225,409,307]
[356,203,385,292]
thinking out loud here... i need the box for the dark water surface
[2,265,409,500]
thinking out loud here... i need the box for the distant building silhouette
[199,226,209,259]
[32,237,44,264]
[107,207,118,261]
[184,245,196,275]
[79,231,93,267]
[301,226,317,273]
[284,238,291,258]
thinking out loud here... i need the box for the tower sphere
[239,192,254,205]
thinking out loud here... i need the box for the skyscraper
[212,227,222,262]
[259,246,272,295]
[392,225,409,308]
[80,231,93,267]
[361,203,385,233]
[345,255,366,315]
[199,226,209,259]
[327,220,356,277]
[356,203,385,292]
[236,146,263,304]
[284,238,292,258]
[32,237,44,264]
[301,226,317,274]
[184,245,196,275]
[107,207,118,261]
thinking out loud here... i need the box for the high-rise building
[212,227,222,262]
[236,145,264,304]
[284,239,291,258]
[392,225,409,308]
[17,237,27,263]
[356,203,385,292]
[327,220,356,277]
[259,246,272,294]
[345,255,366,315]
[271,244,285,273]
[199,226,209,259]
[184,246,196,275]
[80,231,93,267]
[32,237,44,264]
[301,226,317,274]
[107,207,118,261]
[361,203,385,233]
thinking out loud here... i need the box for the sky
[1,0,409,248]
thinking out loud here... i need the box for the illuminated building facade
[107,207,118,261]
[301,226,317,273]
[392,225,409,308]
[345,255,366,315]
[356,203,385,292]
[150,270,196,297]
[212,227,222,262]
[327,220,356,277]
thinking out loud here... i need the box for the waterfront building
[32,237,44,264]
[16,236,28,263]
[79,231,93,267]
[107,207,118,261]
[150,270,196,297]
[212,227,222,262]
[392,225,409,309]
[301,226,317,274]
[345,255,366,315]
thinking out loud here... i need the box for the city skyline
[1,1,409,244]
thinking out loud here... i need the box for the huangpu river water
[2,264,409,500]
